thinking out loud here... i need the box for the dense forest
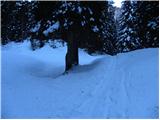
[1,1,159,54]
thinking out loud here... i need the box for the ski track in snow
[65,56,137,118]
[1,42,159,118]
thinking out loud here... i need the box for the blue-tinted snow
[43,21,60,36]
[147,21,157,30]
[78,6,82,13]
[30,21,41,32]
[16,2,22,6]
[92,26,99,32]
[90,17,95,21]
[88,8,93,15]
[81,21,85,26]
[1,41,159,118]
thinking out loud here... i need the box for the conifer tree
[116,1,140,53]
[102,1,117,55]
[135,1,159,48]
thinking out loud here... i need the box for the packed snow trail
[1,41,159,118]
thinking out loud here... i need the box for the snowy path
[71,56,131,118]
[1,42,159,118]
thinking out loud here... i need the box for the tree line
[1,1,159,55]
[117,1,159,53]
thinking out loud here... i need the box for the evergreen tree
[29,1,58,50]
[1,1,38,44]
[116,0,140,53]
[1,1,13,44]
[135,1,159,48]
[51,1,108,54]
[51,1,109,71]
[116,1,159,53]
[102,1,117,55]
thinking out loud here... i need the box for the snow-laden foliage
[116,1,140,53]
[51,1,111,53]
[1,1,159,54]
[116,1,159,53]
[135,1,159,48]
[1,1,38,44]
[30,21,41,32]
[43,21,60,36]
[102,1,117,55]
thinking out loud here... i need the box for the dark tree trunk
[65,30,79,71]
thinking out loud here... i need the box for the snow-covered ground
[1,41,159,118]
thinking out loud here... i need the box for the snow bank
[1,41,159,118]
[43,21,60,36]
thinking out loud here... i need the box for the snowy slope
[1,41,159,118]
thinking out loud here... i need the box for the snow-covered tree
[1,1,38,44]
[135,1,159,48]
[1,1,13,44]
[116,1,158,53]
[51,1,109,71]
[51,1,108,54]
[102,1,117,55]
[29,2,58,50]
[116,1,140,53]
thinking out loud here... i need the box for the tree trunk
[65,30,79,71]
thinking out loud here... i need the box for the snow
[90,17,95,21]
[88,8,93,15]
[92,26,99,32]
[22,0,31,2]
[43,21,60,36]
[126,36,130,41]
[147,21,157,30]
[16,2,22,7]
[71,7,75,11]
[81,21,85,26]
[30,21,41,33]
[78,6,82,13]
[48,39,66,48]
[63,19,68,27]
[1,41,159,118]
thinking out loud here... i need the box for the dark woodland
[1,1,159,71]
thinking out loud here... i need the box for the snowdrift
[1,41,159,118]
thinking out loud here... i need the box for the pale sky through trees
[113,0,122,7]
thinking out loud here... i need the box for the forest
[1,0,159,119]
[2,1,158,52]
